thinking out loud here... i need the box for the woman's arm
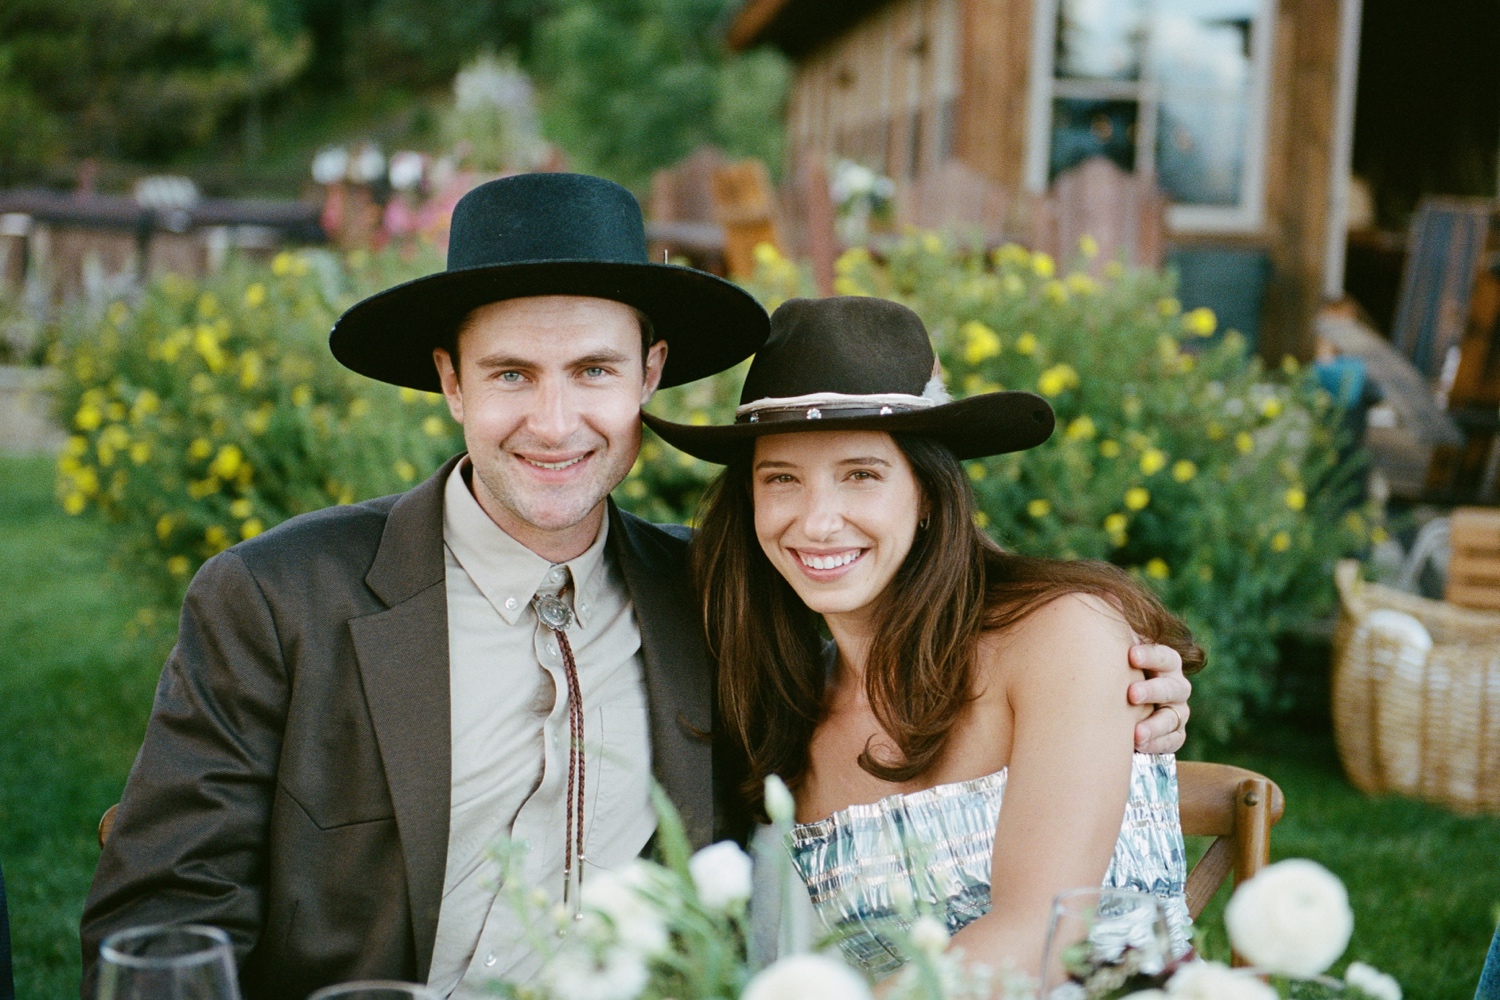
[948,593,1149,981]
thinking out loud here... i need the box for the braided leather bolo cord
[533,593,586,914]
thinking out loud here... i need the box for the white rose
[1344,961,1402,1000]
[764,775,796,826]
[909,915,950,960]
[582,864,669,957]
[1166,960,1277,1000]
[690,841,754,910]
[1223,859,1353,976]
[742,953,872,1000]
[540,943,649,1000]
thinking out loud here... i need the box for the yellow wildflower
[835,247,871,274]
[291,384,313,408]
[1145,558,1169,579]
[107,301,129,326]
[399,386,421,403]
[188,438,213,460]
[244,283,267,309]
[106,401,126,422]
[129,441,151,465]
[1032,252,1056,278]
[210,445,244,480]
[205,525,231,552]
[196,292,219,319]
[1172,460,1197,482]
[1043,280,1069,304]
[973,510,991,529]
[1270,531,1291,552]
[167,555,191,577]
[624,480,648,499]
[967,463,987,482]
[422,415,446,437]
[1285,486,1307,511]
[994,243,1030,268]
[1372,526,1389,545]
[833,277,867,296]
[62,492,86,515]
[1139,449,1167,476]
[1182,307,1217,337]
[75,404,102,431]
[962,321,1003,364]
[1206,421,1225,441]
[1282,355,1301,375]
[1066,272,1098,295]
[66,435,88,457]
[1065,416,1097,441]
[1003,273,1026,296]
[754,242,783,267]
[240,351,262,390]
[240,519,265,540]
[676,451,696,468]
[272,252,295,276]
[131,390,160,421]
[394,460,418,483]
[1198,565,1213,582]
[1157,297,1181,317]
[1344,511,1367,537]
[156,515,175,541]
[1037,364,1080,397]
[245,404,273,436]
[1177,354,1196,374]
[688,411,710,426]
[1261,397,1283,419]
[1235,431,1254,454]
[71,465,99,496]
[1104,260,1124,279]
[922,233,944,255]
[1027,498,1052,518]
[1099,439,1122,459]
[229,499,254,519]
[190,373,214,395]
[1079,234,1100,258]
[963,373,1003,395]
[348,398,371,419]
[1124,486,1150,511]
[1104,513,1128,534]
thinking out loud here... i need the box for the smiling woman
[650,295,1203,981]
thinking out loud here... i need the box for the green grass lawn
[2,451,1498,998]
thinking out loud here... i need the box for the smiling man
[80,173,1193,1000]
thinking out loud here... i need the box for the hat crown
[446,173,648,272]
[739,297,936,405]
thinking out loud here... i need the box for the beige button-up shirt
[427,461,656,998]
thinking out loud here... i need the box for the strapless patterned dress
[786,753,1193,976]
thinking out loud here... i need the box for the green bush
[52,248,465,605]
[636,238,1379,740]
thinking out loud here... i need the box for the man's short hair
[446,302,657,372]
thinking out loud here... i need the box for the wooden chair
[1178,761,1285,922]
[98,803,118,848]
[1031,156,1167,273]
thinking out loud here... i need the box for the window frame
[1023,0,1279,233]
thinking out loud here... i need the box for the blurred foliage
[532,0,789,189]
[50,248,464,604]
[639,238,1382,741]
[51,234,1374,739]
[0,0,309,175]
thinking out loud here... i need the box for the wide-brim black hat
[329,172,768,391]
[643,296,1054,463]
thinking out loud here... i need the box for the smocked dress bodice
[786,753,1192,976]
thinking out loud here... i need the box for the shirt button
[548,642,559,656]
[549,567,565,582]
[484,953,497,967]
[505,597,518,610]
[578,603,589,614]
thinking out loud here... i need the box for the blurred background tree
[0,0,788,194]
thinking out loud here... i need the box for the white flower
[540,943,648,1000]
[310,147,348,185]
[387,151,425,191]
[690,840,753,910]
[1224,859,1353,977]
[909,916,950,960]
[1165,960,1277,1000]
[1122,991,1168,999]
[1344,961,1402,1000]
[764,775,795,826]
[581,863,669,957]
[742,953,872,1000]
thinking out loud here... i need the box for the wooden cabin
[727,0,1363,361]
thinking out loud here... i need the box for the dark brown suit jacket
[81,455,744,999]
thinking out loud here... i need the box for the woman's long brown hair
[690,434,1204,812]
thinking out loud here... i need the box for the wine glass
[1039,888,1173,999]
[97,923,241,1000]
[306,982,442,1000]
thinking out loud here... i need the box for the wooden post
[800,152,838,296]
[711,160,782,279]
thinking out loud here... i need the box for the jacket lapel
[608,503,716,848]
[348,455,459,980]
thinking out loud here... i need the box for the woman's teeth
[526,456,584,470]
[800,550,860,570]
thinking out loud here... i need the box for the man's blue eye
[499,371,522,383]
[583,367,606,377]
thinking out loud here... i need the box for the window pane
[1050,98,1137,180]
[1148,0,1259,90]
[1056,0,1147,81]
[1156,91,1247,205]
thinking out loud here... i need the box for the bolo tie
[533,592,586,915]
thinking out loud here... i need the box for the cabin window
[1025,0,1277,231]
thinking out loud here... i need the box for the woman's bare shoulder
[976,591,1139,685]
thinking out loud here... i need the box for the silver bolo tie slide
[533,593,587,916]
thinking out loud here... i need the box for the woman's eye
[849,470,876,481]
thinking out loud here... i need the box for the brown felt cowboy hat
[329,172,769,392]
[643,296,1055,463]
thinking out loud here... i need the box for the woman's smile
[791,547,868,577]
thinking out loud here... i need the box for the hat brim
[329,260,768,392]
[642,391,1055,464]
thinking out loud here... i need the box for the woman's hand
[1128,643,1191,754]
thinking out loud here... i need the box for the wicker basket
[1332,559,1500,812]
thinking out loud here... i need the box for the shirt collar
[442,457,611,628]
